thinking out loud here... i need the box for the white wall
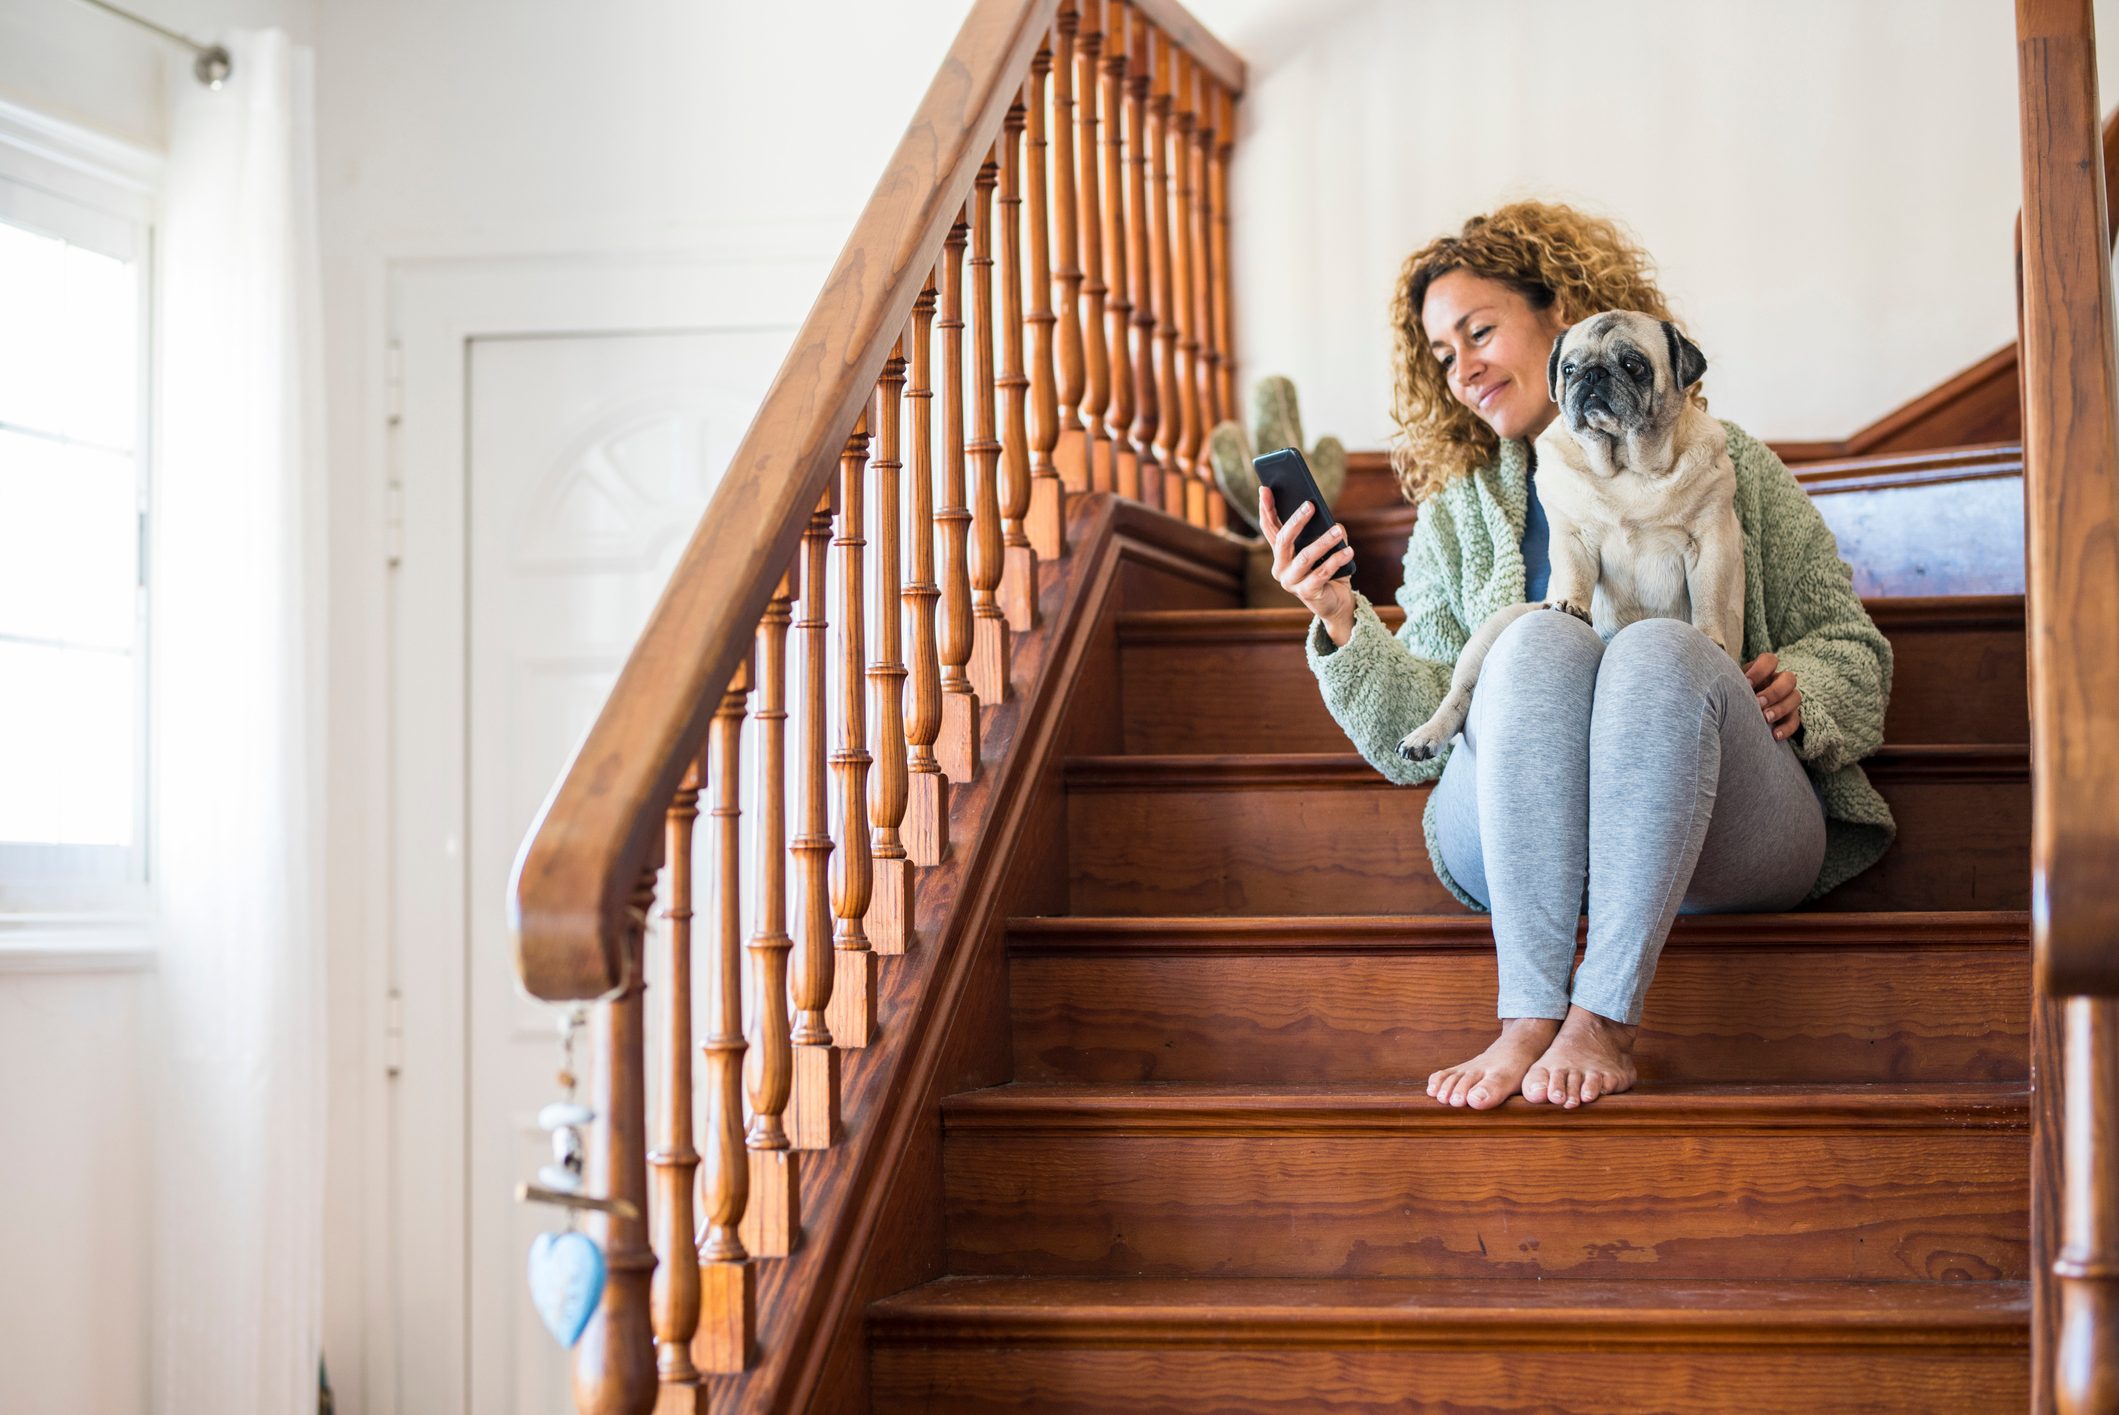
[0,969,151,1415]
[1205,0,2119,449]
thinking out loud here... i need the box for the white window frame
[0,98,162,968]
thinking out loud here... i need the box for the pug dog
[1398,310,1742,762]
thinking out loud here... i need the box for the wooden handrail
[2015,0,2119,997]
[1134,0,1243,93]
[514,0,1245,1002]
[509,0,1061,1000]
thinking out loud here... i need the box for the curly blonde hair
[1390,200,1697,504]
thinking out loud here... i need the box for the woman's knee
[1594,617,1750,736]
[1598,617,1736,693]
[1484,605,1604,689]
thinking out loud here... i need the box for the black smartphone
[1254,447,1353,580]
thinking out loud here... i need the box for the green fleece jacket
[1305,419,1896,910]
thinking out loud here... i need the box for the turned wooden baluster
[2057,997,2119,1415]
[903,282,952,865]
[1153,38,1190,523]
[1103,2,1138,499]
[1171,49,1205,525]
[1192,69,1226,532]
[572,870,658,1415]
[1125,11,1163,509]
[995,100,1040,631]
[828,418,877,1050]
[968,165,1013,703]
[1024,47,1068,562]
[1075,0,1112,493]
[648,765,704,1405]
[740,569,798,1258]
[787,491,839,1150]
[867,346,916,956]
[1214,86,1237,421]
[935,217,985,778]
[1052,2,1090,494]
[697,662,753,1375]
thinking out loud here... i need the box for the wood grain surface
[1114,597,2029,755]
[1007,911,2030,1085]
[940,1083,2030,1282]
[871,1346,2027,1414]
[1063,747,2030,916]
[872,1273,2033,1344]
[2016,0,2119,998]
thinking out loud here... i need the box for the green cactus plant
[1208,375,1348,533]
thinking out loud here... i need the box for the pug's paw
[1398,720,1454,762]
[1544,599,1592,625]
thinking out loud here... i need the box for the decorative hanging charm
[517,1005,615,1350]
[527,1230,605,1349]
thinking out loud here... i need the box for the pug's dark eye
[1623,357,1647,377]
[1562,362,1576,376]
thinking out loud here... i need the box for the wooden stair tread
[1114,594,2027,641]
[871,1275,2031,1345]
[1065,744,2029,787]
[1007,909,2030,954]
[942,1080,2029,1132]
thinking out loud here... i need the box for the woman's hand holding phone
[1260,486,1357,645]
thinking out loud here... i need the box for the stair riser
[1010,948,2029,1085]
[943,1131,2028,1280]
[1066,776,2029,915]
[873,1347,2028,1415]
[1119,623,2027,755]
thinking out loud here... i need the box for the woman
[1263,202,1895,1112]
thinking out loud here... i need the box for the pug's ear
[1546,327,1571,403]
[1662,320,1707,390]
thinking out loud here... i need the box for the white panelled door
[462,329,781,1414]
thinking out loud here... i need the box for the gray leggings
[1430,610,1826,1026]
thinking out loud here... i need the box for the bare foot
[1523,1004,1640,1109]
[1426,1016,1563,1110]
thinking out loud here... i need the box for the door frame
[371,224,838,1415]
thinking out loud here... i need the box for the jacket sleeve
[1746,436,1895,774]
[1302,499,1466,785]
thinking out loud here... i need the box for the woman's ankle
[1497,1014,1564,1041]
[1560,1002,1639,1046]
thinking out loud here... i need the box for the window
[0,103,159,928]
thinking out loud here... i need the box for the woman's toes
[1522,1065,1550,1104]
[1468,1082,1494,1108]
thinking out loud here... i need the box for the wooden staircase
[505,2,2119,1409]
[867,551,2038,1410]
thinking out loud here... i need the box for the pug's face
[1545,311,1707,442]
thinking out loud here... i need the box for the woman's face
[1421,269,1570,443]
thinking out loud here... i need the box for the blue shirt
[1521,447,1551,601]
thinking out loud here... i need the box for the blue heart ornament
[528,1230,606,1347]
